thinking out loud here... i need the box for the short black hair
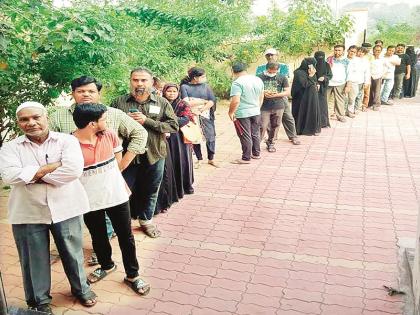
[374,39,384,45]
[387,45,396,50]
[266,62,280,70]
[373,44,382,52]
[73,103,107,129]
[361,42,372,48]
[396,43,405,48]
[71,76,102,92]
[334,44,345,49]
[130,67,154,78]
[348,45,358,51]
[359,47,368,54]
[232,62,247,73]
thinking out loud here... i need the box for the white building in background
[344,8,369,49]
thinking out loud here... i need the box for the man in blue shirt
[229,62,264,164]
[256,48,300,145]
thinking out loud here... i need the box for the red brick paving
[2,96,419,314]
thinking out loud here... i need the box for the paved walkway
[1,96,420,315]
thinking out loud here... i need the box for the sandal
[87,252,99,266]
[267,144,276,153]
[124,277,151,296]
[141,224,161,238]
[75,290,97,307]
[87,265,117,284]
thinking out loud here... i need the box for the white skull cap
[264,48,278,55]
[16,101,45,114]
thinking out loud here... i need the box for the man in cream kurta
[0,102,97,314]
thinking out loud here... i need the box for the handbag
[180,117,203,144]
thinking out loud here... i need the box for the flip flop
[141,224,161,238]
[87,265,117,283]
[124,277,151,296]
[75,290,98,307]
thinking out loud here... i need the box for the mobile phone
[128,108,139,113]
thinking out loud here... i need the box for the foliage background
[0,0,357,144]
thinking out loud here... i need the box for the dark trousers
[282,102,298,140]
[123,155,165,222]
[193,141,215,161]
[236,115,261,161]
[12,216,92,307]
[369,78,382,107]
[83,202,139,278]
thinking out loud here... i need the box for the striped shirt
[77,129,129,211]
[49,104,148,155]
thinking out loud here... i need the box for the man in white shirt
[326,44,351,122]
[369,45,386,110]
[0,102,97,314]
[381,46,401,105]
[346,45,364,117]
[354,46,372,112]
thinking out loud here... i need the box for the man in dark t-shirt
[257,62,291,152]
[392,43,411,99]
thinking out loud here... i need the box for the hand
[264,91,275,98]
[128,112,146,125]
[405,74,410,80]
[318,76,324,82]
[344,85,351,94]
[228,111,236,121]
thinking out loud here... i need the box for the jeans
[281,102,298,140]
[381,78,394,102]
[193,141,215,161]
[123,155,165,224]
[235,115,261,161]
[327,84,346,117]
[392,72,405,98]
[12,216,92,307]
[83,201,139,278]
[260,108,285,143]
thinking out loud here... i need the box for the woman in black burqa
[291,57,321,136]
[403,46,418,98]
[314,51,332,128]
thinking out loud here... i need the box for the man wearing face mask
[111,67,178,238]
[256,48,300,145]
[257,62,291,152]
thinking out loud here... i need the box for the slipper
[87,253,99,266]
[267,145,276,153]
[141,224,161,238]
[124,277,151,296]
[230,159,251,164]
[75,290,97,307]
[87,265,117,284]
[291,138,301,145]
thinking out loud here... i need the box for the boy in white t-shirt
[72,104,150,296]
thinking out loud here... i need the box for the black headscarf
[314,51,327,78]
[406,46,416,66]
[298,57,317,71]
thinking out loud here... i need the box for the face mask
[264,71,277,77]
